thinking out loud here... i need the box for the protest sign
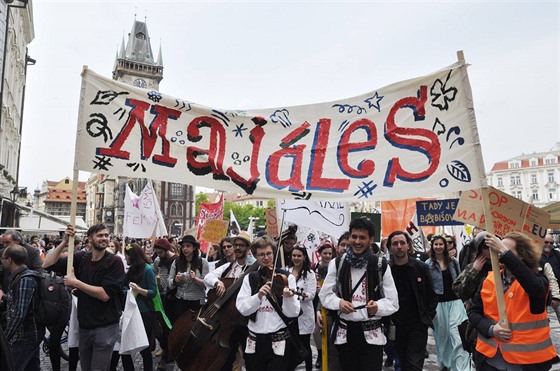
[265,208,279,238]
[277,199,350,239]
[199,219,229,244]
[453,187,550,245]
[195,194,224,252]
[416,198,463,226]
[75,61,483,201]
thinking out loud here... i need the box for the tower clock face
[133,78,147,88]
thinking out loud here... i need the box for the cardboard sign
[453,187,550,244]
[416,198,463,226]
[199,219,229,244]
[265,208,279,238]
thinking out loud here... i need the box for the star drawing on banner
[132,199,139,208]
[364,92,384,112]
[233,123,248,137]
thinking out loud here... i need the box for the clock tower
[112,17,163,89]
[94,17,194,236]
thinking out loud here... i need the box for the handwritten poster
[75,61,483,201]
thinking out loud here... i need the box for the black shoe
[384,358,394,367]
[315,350,322,369]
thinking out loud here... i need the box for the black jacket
[389,258,438,327]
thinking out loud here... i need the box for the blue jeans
[11,338,42,371]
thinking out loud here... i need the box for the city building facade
[487,143,560,209]
[33,177,86,218]
[0,0,34,228]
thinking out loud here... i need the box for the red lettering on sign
[97,99,180,167]
[383,86,441,186]
[186,116,227,179]
[337,118,377,178]
[307,119,350,192]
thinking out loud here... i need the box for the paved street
[41,307,560,370]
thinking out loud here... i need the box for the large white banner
[75,61,483,201]
[277,199,349,239]
[123,180,167,238]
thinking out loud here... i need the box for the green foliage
[224,201,266,230]
[195,192,209,215]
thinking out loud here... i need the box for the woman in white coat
[286,245,317,371]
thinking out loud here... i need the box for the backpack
[11,270,71,327]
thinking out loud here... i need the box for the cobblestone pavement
[41,308,560,370]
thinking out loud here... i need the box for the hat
[154,238,172,251]
[473,231,488,255]
[256,230,267,238]
[234,231,252,247]
[180,235,200,249]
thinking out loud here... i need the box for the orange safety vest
[476,271,557,364]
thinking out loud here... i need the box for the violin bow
[272,208,287,274]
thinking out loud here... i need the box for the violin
[259,266,307,300]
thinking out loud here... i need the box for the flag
[123,180,167,238]
[229,209,240,235]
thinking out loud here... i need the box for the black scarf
[346,248,371,269]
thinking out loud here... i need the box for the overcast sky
[18,0,559,192]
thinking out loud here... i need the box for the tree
[224,202,266,230]
[195,192,209,215]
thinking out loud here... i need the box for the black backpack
[11,270,71,327]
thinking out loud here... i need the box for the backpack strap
[335,253,347,296]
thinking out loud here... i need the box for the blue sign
[416,199,463,226]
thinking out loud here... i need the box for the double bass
[168,261,258,370]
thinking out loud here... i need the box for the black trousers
[394,322,428,371]
[244,332,291,371]
[335,321,383,371]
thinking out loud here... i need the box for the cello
[168,261,259,370]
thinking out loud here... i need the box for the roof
[122,20,158,65]
[489,143,560,172]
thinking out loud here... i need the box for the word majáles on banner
[416,198,463,226]
[453,187,550,244]
[75,61,483,201]
[199,219,229,245]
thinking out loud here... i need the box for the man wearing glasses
[1,245,45,371]
[540,234,560,321]
[236,236,300,371]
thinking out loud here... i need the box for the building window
[545,157,557,165]
[514,191,522,199]
[530,159,537,167]
[171,183,183,198]
[548,171,555,183]
[171,204,177,216]
[497,177,503,187]
[509,161,520,169]
[531,173,538,184]
[532,191,539,201]
[510,175,521,186]
[177,204,183,216]
[549,189,557,201]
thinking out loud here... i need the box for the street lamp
[8,186,26,227]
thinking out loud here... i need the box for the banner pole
[67,168,79,276]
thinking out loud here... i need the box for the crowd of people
[0,218,559,371]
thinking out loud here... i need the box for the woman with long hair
[468,232,557,370]
[167,235,209,323]
[426,235,471,371]
[286,246,316,371]
[121,243,157,371]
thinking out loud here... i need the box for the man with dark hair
[387,231,437,371]
[319,218,399,371]
[1,244,45,371]
[215,237,235,268]
[43,224,124,371]
[0,230,43,304]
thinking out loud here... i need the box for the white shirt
[204,261,247,289]
[236,270,301,334]
[286,267,317,334]
[319,258,399,323]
